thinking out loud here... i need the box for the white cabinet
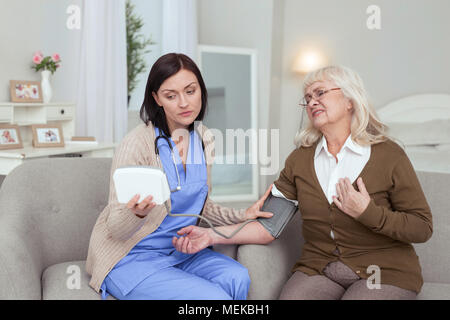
[0,102,116,175]
[46,105,75,121]
[0,101,74,124]
[0,106,13,122]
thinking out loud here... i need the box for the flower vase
[41,70,52,103]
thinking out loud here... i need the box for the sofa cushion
[42,262,450,300]
[42,261,115,300]
[417,282,450,300]
[42,245,236,301]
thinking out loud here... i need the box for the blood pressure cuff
[257,193,298,239]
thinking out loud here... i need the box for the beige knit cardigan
[86,122,247,293]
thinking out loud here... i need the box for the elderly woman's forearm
[356,200,433,243]
[210,221,275,245]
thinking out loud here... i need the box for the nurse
[85,53,273,300]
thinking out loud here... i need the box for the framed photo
[31,124,65,148]
[10,80,43,103]
[0,124,23,150]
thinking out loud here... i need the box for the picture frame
[0,124,24,150]
[10,80,43,103]
[31,124,65,148]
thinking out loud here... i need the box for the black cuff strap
[257,193,298,239]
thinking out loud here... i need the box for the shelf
[0,142,116,159]
[0,102,75,126]
[0,102,75,107]
[0,101,114,175]
[12,121,47,126]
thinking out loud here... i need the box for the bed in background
[377,94,450,174]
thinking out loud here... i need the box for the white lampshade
[293,49,328,74]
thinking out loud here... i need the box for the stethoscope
[154,127,257,239]
[154,129,182,192]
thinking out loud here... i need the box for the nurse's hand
[244,184,274,220]
[172,226,212,254]
[127,194,157,219]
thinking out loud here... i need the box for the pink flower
[33,53,43,64]
[52,53,61,62]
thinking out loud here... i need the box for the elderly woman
[173,65,433,300]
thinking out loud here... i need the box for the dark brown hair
[140,53,208,137]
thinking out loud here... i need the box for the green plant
[126,0,154,107]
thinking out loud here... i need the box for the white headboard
[377,94,450,123]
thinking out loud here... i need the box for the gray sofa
[0,158,449,300]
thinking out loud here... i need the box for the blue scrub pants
[102,248,250,300]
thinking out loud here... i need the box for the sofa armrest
[237,212,304,300]
[0,231,42,299]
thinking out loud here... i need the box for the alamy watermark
[66,4,81,30]
[168,121,280,176]
[66,264,81,290]
[367,5,381,30]
[366,264,381,289]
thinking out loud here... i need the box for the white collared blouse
[272,135,371,205]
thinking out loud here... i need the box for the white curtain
[76,0,128,143]
[161,0,198,60]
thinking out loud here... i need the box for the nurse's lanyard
[154,130,257,239]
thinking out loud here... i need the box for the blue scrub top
[105,127,209,296]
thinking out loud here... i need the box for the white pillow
[436,143,450,151]
[386,119,450,146]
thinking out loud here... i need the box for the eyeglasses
[299,87,341,108]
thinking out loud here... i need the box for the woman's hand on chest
[332,177,371,219]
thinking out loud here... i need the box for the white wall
[0,0,82,103]
[267,0,286,185]
[127,0,163,111]
[277,0,450,166]
[0,0,161,110]
[2,0,448,194]
[197,0,450,194]
[198,0,277,194]
[198,0,275,130]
